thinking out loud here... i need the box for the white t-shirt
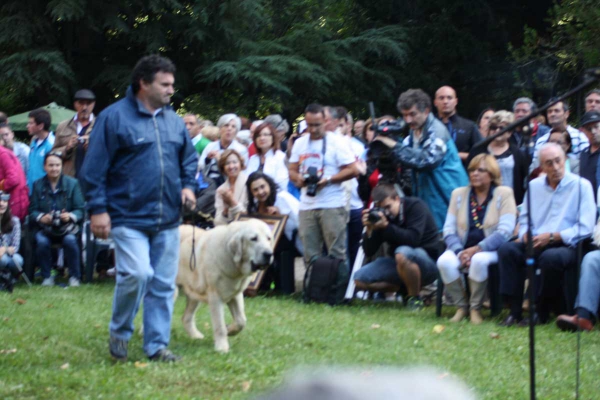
[289,132,355,210]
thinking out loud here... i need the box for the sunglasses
[0,194,10,201]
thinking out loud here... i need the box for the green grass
[1,283,599,399]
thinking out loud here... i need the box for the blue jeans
[35,231,80,279]
[575,250,600,316]
[353,246,438,293]
[0,253,24,274]
[109,226,180,357]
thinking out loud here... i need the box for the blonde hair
[468,153,502,186]
[201,126,219,141]
[489,110,514,127]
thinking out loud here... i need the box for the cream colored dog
[176,219,273,353]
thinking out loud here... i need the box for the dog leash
[184,198,198,272]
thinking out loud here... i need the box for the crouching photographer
[30,152,84,287]
[353,183,443,310]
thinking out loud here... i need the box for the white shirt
[246,149,289,191]
[274,191,303,254]
[73,113,94,135]
[198,139,249,171]
[289,132,355,210]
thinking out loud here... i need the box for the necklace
[469,190,491,229]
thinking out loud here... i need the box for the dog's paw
[214,340,230,353]
[189,330,205,340]
[227,324,242,336]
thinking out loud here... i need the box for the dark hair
[44,151,63,164]
[0,204,14,235]
[335,106,348,121]
[305,103,325,117]
[252,122,280,155]
[0,112,7,124]
[217,149,245,175]
[397,89,431,113]
[476,107,495,125]
[548,97,569,112]
[246,171,278,213]
[0,122,11,131]
[372,183,399,203]
[28,109,51,131]
[131,55,176,94]
[549,128,572,153]
[240,117,251,130]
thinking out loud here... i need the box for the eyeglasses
[488,125,507,131]
[468,167,488,174]
[258,132,273,138]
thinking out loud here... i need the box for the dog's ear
[227,231,243,264]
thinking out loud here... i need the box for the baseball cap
[581,110,600,127]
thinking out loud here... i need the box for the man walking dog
[82,55,197,362]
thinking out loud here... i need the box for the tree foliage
[0,0,556,122]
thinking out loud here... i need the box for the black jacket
[440,113,482,155]
[362,197,443,260]
[466,142,529,205]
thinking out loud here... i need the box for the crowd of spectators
[2,82,600,334]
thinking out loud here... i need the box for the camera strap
[307,134,327,171]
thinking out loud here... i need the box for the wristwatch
[549,232,554,244]
[324,176,332,185]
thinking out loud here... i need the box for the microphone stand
[476,68,600,400]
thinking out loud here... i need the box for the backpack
[302,256,348,305]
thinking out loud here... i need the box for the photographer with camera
[354,183,442,310]
[289,103,358,271]
[30,151,84,287]
[374,89,468,230]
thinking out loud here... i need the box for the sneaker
[149,348,181,363]
[406,296,424,311]
[68,277,80,287]
[41,277,55,287]
[109,337,128,361]
[106,267,116,277]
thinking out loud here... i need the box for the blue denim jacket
[81,87,198,231]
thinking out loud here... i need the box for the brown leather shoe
[556,315,593,332]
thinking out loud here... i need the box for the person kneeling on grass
[353,183,443,310]
[437,154,517,324]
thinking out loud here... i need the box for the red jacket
[0,146,29,221]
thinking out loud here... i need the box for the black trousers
[498,241,576,313]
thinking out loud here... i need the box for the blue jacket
[81,87,198,231]
[391,113,469,230]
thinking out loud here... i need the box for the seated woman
[246,171,302,293]
[0,191,24,292]
[30,152,85,287]
[245,122,289,191]
[214,149,248,226]
[437,154,517,324]
[467,110,528,205]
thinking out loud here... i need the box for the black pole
[522,133,536,400]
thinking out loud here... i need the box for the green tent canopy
[8,102,76,132]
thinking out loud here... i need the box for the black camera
[303,166,321,197]
[52,210,62,227]
[374,119,408,139]
[368,207,388,224]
